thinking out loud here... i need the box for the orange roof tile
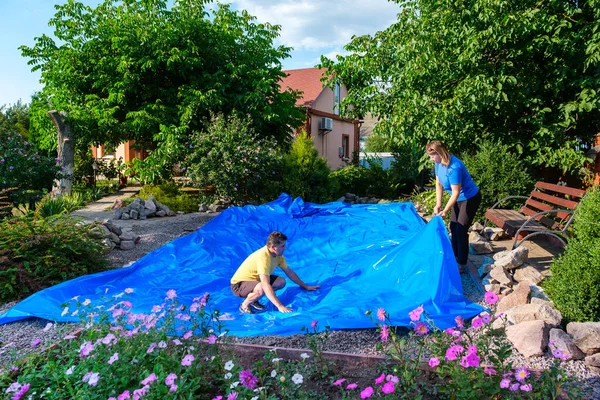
[280,68,326,108]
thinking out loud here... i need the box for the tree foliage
[21,0,303,182]
[320,0,600,173]
[0,101,30,140]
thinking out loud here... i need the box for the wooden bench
[484,182,587,249]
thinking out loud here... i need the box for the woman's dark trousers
[450,191,482,265]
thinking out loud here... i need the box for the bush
[186,114,282,204]
[138,183,199,213]
[331,156,396,199]
[281,133,335,203]
[0,213,109,302]
[461,140,535,222]
[544,186,600,322]
[389,141,422,192]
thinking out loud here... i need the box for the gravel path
[1,211,598,398]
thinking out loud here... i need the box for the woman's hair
[267,231,287,246]
[426,140,451,166]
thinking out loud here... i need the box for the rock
[530,298,553,307]
[209,204,224,212]
[585,354,600,367]
[493,250,511,261]
[111,198,125,210]
[102,238,115,250]
[549,328,586,360]
[120,240,134,250]
[469,239,494,254]
[489,265,513,286]
[483,227,506,241]
[505,320,549,358]
[469,231,486,242]
[478,264,493,277]
[198,204,209,212]
[470,221,484,232]
[107,232,120,244]
[105,220,122,236]
[130,210,139,219]
[506,303,562,327]
[90,224,110,239]
[144,196,157,213]
[121,212,130,220]
[155,210,166,217]
[336,196,346,202]
[119,231,135,241]
[494,246,529,270]
[113,209,124,219]
[485,283,502,294]
[566,322,600,355]
[529,284,550,301]
[513,266,544,285]
[177,211,185,215]
[500,286,513,296]
[497,283,531,313]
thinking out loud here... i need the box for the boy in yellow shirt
[230,231,320,313]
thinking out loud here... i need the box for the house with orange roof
[92,68,359,171]
[280,67,360,169]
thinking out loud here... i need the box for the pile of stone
[198,198,232,213]
[468,225,600,370]
[112,196,176,220]
[89,219,141,251]
[337,193,388,204]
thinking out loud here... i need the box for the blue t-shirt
[434,155,479,201]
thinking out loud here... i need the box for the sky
[0,0,400,107]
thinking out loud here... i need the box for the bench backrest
[521,182,587,229]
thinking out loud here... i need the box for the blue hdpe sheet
[0,194,483,335]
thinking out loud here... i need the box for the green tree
[365,133,392,152]
[0,101,30,140]
[21,0,303,182]
[320,0,600,173]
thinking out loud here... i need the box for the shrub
[389,141,422,192]
[331,156,396,199]
[138,183,199,213]
[281,132,335,203]
[0,213,109,302]
[461,140,535,222]
[186,114,282,204]
[544,186,600,322]
[408,183,450,217]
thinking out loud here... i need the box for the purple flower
[311,319,318,329]
[380,324,389,342]
[227,392,238,400]
[500,379,510,389]
[377,308,386,321]
[166,289,177,299]
[346,383,358,390]
[239,369,258,389]
[333,378,345,386]
[409,306,424,321]
[484,291,499,305]
[455,316,464,328]
[471,317,483,328]
[553,348,564,359]
[360,386,373,398]
[207,335,217,344]
[445,345,465,361]
[414,322,428,335]
[31,338,41,347]
[510,383,520,391]
[141,373,157,385]
[428,357,440,368]
[514,366,529,382]
[10,383,30,400]
[520,383,532,392]
[165,373,177,385]
[181,354,195,366]
[381,381,395,394]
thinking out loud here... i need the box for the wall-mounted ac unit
[319,117,333,131]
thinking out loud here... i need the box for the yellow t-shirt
[230,246,288,284]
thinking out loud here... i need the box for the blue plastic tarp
[0,194,484,335]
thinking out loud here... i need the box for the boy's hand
[278,305,292,313]
[304,285,320,291]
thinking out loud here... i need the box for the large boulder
[513,265,544,285]
[497,283,531,314]
[585,354,600,367]
[505,303,562,327]
[489,265,513,286]
[506,320,549,358]
[494,246,529,270]
[566,322,600,355]
[549,328,586,360]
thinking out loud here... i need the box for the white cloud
[225,0,400,50]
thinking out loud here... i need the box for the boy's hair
[426,140,451,166]
[267,231,287,246]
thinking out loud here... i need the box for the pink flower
[124,288,134,294]
[212,397,223,400]
[133,385,149,399]
[165,373,177,385]
[480,313,491,324]
[382,381,395,394]
[240,369,258,389]
[11,383,30,400]
[484,367,496,376]
[520,383,532,392]
[117,390,131,400]
[333,378,346,386]
[428,357,440,368]
[207,335,217,344]
[169,384,177,392]
[500,378,510,389]
[31,338,41,347]
[311,319,318,329]
[376,308,386,321]
[414,322,428,335]
[510,383,520,391]
[466,353,481,367]
[454,316,464,328]
[183,331,193,339]
[386,375,399,383]
[374,373,385,384]
[444,327,455,336]
[141,373,157,385]
[380,325,389,342]
[445,345,465,361]
[471,317,483,329]
[467,345,478,354]
[166,289,177,299]
[79,342,95,358]
[227,393,238,400]
[484,291,499,305]
[108,352,119,365]
[409,305,424,321]
[181,354,195,366]
[346,383,358,390]
[360,386,373,398]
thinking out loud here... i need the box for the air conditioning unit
[319,117,333,131]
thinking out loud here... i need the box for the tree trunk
[48,110,74,195]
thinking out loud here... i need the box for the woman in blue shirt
[426,140,482,272]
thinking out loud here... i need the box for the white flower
[292,373,304,384]
[70,295,80,301]
[65,366,75,375]
[61,307,69,316]
[224,372,232,379]
[42,323,54,332]
[124,288,134,294]
[250,397,258,400]
[224,360,235,371]
[272,358,282,363]
[300,353,310,359]
[230,381,239,389]
[82,299,91,306]
[71,309,79,316]
[157,341,167,348]
[271,370,277,378]
[113,292,124,299]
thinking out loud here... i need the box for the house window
[342,134,350,159]
[333,82,341,115]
